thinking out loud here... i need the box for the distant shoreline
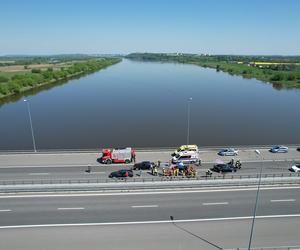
[126,53,300,90]
[0,58,121,101]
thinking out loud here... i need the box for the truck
[100,147,135,164]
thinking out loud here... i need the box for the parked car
[218,148,238,156]
[290,164,300,173]
[109,169,133,178]
[132,161,154,170]
[212,163,237,173]
[269,145,288,153]
[297,147,300,152]
[172,145,198,156]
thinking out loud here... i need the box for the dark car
[212,163,237,173]
[109,169,133,178]
[297,147,300,152]
[132,161,154,170]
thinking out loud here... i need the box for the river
[0,59,299,150]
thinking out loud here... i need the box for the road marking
[131,205,158,208]
[0,214,300,229]
[1,185,300,199]
[0,165,97,169]
[0,209,11,212]
[202,202,228,206]
[270,199,295,203]
[28,173,49,176]
[57,207,85,210]
[84,172,106,174]
[1,158,300,168]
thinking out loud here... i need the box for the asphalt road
[1,217,299,250]
[0,160,297,183]
[0,186,299,227]
[0,147,299,168]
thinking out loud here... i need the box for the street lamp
[187,97,192,145]
[24,99,37,152]
[248,149,263,250]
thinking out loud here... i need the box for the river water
[0,59,299,150]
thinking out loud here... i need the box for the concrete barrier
[0,176,299,193]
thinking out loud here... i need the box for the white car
[290,164,300,173]
[172,151,200,165]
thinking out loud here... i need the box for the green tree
[31,68,41,73]
[270,73,284,81]
[0,76,9,83]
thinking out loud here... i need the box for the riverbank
[126,53,300,89]
[0,58,121,100]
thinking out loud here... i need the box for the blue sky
[0,0,299,55]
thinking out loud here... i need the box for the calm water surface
[0,59,299,150]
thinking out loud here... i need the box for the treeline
[126,53,300,89]
[0,54,110,66]
[0,58,121,98]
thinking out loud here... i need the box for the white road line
[0,214,300,229]
[131,205,158,208]
[0,209,11,212]
[1,185,300,199]
[57,207,85,210]
[202,202,228,206]
[28,173,49,176]
[0,165,94,169]
[84,172,106,174]
[270,199,295,203]
[1,158,300,169]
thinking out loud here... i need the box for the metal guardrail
[227,246,300,250]
[0,176,299,193]
[0,144,299,154]
[0,172,299,186]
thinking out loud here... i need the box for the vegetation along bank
[0,56,121,99]
[126,53,300,89]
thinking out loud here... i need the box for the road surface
[0,147,299,183]
[0,186,299,226]
[1,147,299,168]
[0,217,299,250]
[0,186,299,249]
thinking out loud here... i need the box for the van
[172,151,201,165]
[172,145,198,156]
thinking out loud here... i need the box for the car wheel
[125,159,130,164]
[106,159,112,164]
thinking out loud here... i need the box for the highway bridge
[0,146,299,183]
[0,186,299,249]
[0,146,299,249]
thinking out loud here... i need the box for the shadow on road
[170,216,223,250]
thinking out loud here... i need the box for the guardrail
[0,176,300,193]
[0,144,299,154]
[0,172,299,186]
[227,246,300,250]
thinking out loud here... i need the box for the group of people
[162,165,197,177]
[230,158,242,168]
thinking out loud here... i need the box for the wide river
[0,59,299,150]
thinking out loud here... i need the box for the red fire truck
[100,147,135,164]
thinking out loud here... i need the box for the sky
[0,0,299,55]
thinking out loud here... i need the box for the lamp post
[24,99,36,152]
[248,149,263,250]
[187,97,192,145]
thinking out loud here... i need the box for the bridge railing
[0,172,299,186]
[227,246,300,250]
